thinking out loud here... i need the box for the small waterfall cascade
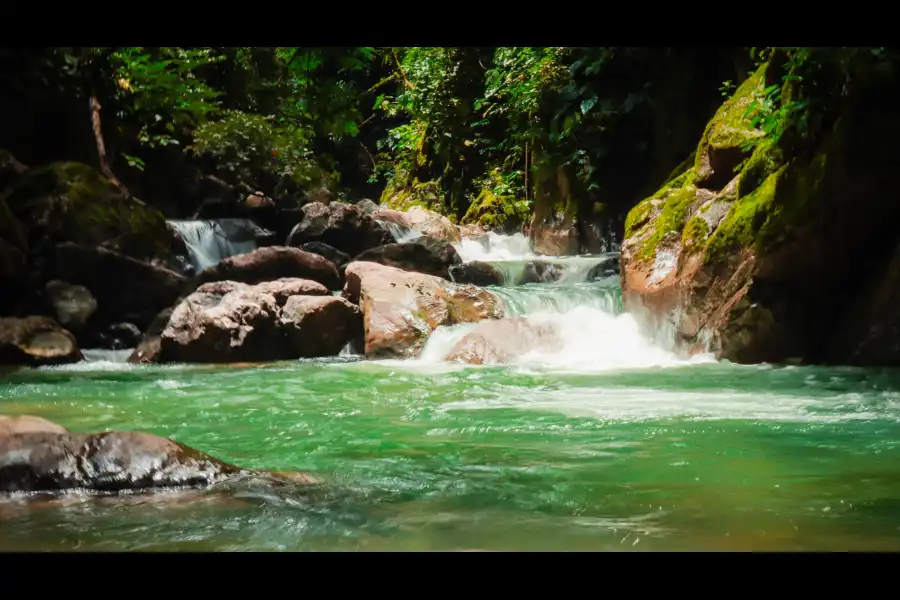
[167,218,267,271]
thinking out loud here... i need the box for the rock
[246,191,275,209]
[372,206,461,243]
[0,316,82,366]
[518,261,564,285]
[355,199,379,214]
[157,284,282,363]
[43,280,97,332]
[300,242,351,269]
[305,187,333,206]
[449,262,505,287]
[287,202,392,256]
[0,428,243,493]
[128,308,173,364]
[155,279,357,363]
[98,322,143,350]
[445,317,563,364]
[620,60,900,365]
[457,223,487,240]
[585,255,621,281]
[0,415,67,436]
[532,215,580,256]
[279,295,361,357]
[343,261,505,359]
[194,246,341,291]
[352,237,462,279]
[53,242,187,331]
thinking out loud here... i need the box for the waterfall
[168,219,264,271]
[375,219,422,243]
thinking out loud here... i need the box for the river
[3,231,900,551]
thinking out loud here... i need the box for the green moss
[663,152,697,188]
[636,185,697,261]
[681,215,710,250]
[4,161,169,260]
[381,177,445,213]
[461,187,528,229]
[694,66,767,174]
[737,137,786,197]
[624,199,654,239]
[705,166,787,261]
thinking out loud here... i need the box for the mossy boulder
[461,187,529,231]
[620,58,900,366]
[3,161,171,261]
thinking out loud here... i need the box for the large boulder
[342,261,505,359]
[286,202,393,257]
[194,246,341,291]
[155,279,358,363]
[52,242,187,331]
[620,60,900,365]
[0,316,82,366]
[444,317,563,365]
[352,237,462,280]
[279,295,361,357]
[127,307,173,364]
[449,262,505,287]
[532,215,580,256]
[372,206,461,243]
[0,415,68,436]
[43,280,97,333]
[0,428,241,493]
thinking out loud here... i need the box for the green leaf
[580,96,598,114]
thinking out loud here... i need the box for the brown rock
[532,216,580,256]
[43,280,97,332]
[448,262,505,287]
[0,316,83,366]
[194,246,341,291]
[373,206,461,243]
[0,415,68,436]
[127,307,173,364]
[286,202,393,256]
[343,261,505,358]
[352,237,461,279]
[280,295,362,357]
[445,317,563,364]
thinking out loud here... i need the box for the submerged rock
[352,237,462,280]
[286,201,393,257]
[194,246,341,291]
[155,279,359,363]
[449,262,505,287]
[343,261,505,359]
[585,255,621,281]
[0,316,82,366]
[518,261,564,285]
[445,317,563,365]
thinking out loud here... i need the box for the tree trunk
[89,91,137,201]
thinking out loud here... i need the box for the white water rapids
[167,219,261,271]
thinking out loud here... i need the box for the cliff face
[620,56,900,365]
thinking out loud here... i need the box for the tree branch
[393,51,415,90]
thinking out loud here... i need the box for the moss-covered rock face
[620,57,900,366]
[380,178,451,219]
[3,161,171,261]
[461,187,529,231]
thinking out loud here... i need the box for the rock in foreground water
[0,316,83,366]
[343,261,505,359]
[445,317,563,365]
[449,262,505,287]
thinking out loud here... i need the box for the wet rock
[127,307,173,364]
[585,255,621,281]
[445,317,563,365]
[352,237,462,279]
[53,242,187,331]
[0,316,82,366]
[372,206,461,243]
[197,278,330,303]
[279,295,362,357]
[0,415,68,436]
[286,202,393,257]
[43,280,97,332]
[532,216,580,256]
[0,428,243,493]
[194,246,341,291]
[99,322,143,350]
[300,242,351,269]
[449,262,505,287]
[355,199,379,214]
[343,261,505,359]
[518,261,564,285]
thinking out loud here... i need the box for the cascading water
[168,219,262,271]
[375,220,422,244]
[413,230,713,370]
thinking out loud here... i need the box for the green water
[3,268,900,551]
